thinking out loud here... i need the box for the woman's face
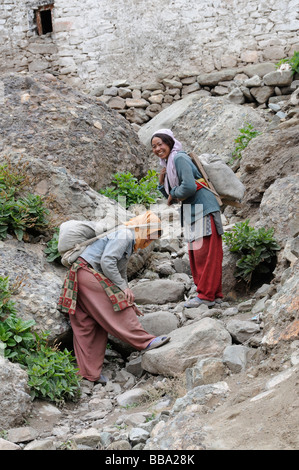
[151,137,171,161]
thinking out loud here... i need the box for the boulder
[258,175,299,246]
[238,123,299,222]
[170,96,266,163]
[0,73,149,192]
[186,357,227,389]
[197,69,237,86]
[138,92,203,151]
[132,279,186,304]
[139,311,179,336]
[0,358,32,429]
[223,345,252,373]
[226,319,260,344]
[263,70,294,87]
[250,85,275,104]
[141,318,232,375]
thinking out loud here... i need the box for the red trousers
[188,216,223,302]
[69,267,155,381]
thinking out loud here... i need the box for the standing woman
[58,210,170,384]
[151,129,223,308]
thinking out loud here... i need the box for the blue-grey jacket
[80,227,135,291]
[158,151,221,225]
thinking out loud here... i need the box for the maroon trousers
[188,216,223,302]
[69,267,155,382]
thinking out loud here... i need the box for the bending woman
[151,128,223,308]
[58,210,169,384]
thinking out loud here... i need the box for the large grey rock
[139,311,179,336]
[197,69,237,86]
[258,176,299,245]
[138,92,203,150]
[250,85,275,104]
[116,388,149,407]
[238,123,299,222]
[186,357,227,389]
[0,358,32,429]
[141,318,232,376]
[132,279,186,304]
[261,261,299,349]
[226,320,260,344]
[0,73,148,192]
[263,70,294,86]
[223,345,251,373]
[227,87,245,104]
[170,96,266,162]
[241,62,276,77]
[144,381,229,450]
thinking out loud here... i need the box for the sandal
[184,297,215,308]
[145,336,170,351]
[94,374,108,385]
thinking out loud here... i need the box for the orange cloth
[124,210,162,251]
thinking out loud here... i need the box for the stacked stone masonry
[94,65,299,127]
[0,0,298,93]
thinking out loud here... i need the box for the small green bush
[0,276,81,405]
[99,170,160,208]
[0,159,49,241]
[223,220,280,286]
[276,51,299,75]
[0,276,17,318]
[44,228,61,263]
[230,122,261,164]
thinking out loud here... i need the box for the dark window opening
[40,9,52,34]
[35,4,54,35]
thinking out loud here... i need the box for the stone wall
[96,64,299,128]
[0,0,298,92]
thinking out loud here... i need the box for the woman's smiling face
[151,137,171,161]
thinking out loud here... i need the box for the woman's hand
[132,304,144,317]
[159,167,166,185]
[167,194,173,206]
[124,287,135,303]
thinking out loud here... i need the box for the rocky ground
[1,289,299,451]
[0,71,298,452]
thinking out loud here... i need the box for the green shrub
[0,313,36,362]
[230,122,261,164]
[44,228,61,263]
[276,51,299,75]
[0,275,81,405]
[0,159,49,241]
[25,340,81,404]
[99,170,160,208]
[223,220,280,286]
[0,276,17,318]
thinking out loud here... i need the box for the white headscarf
[152,128,182,194]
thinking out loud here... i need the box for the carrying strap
[68,222,161,253]
[195,178,220,197]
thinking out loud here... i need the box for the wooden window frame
[36,4,54,36]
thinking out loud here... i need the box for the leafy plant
[44,228,61,263]
[0,275,81,404]
[0,313,36,361]
[0,159,49,240]
[99,170,160,208]
[25,341,81,404]
[230,122,261,164]
[276,51,299,75]
[0,276,17,318]
[223,220,280,286]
